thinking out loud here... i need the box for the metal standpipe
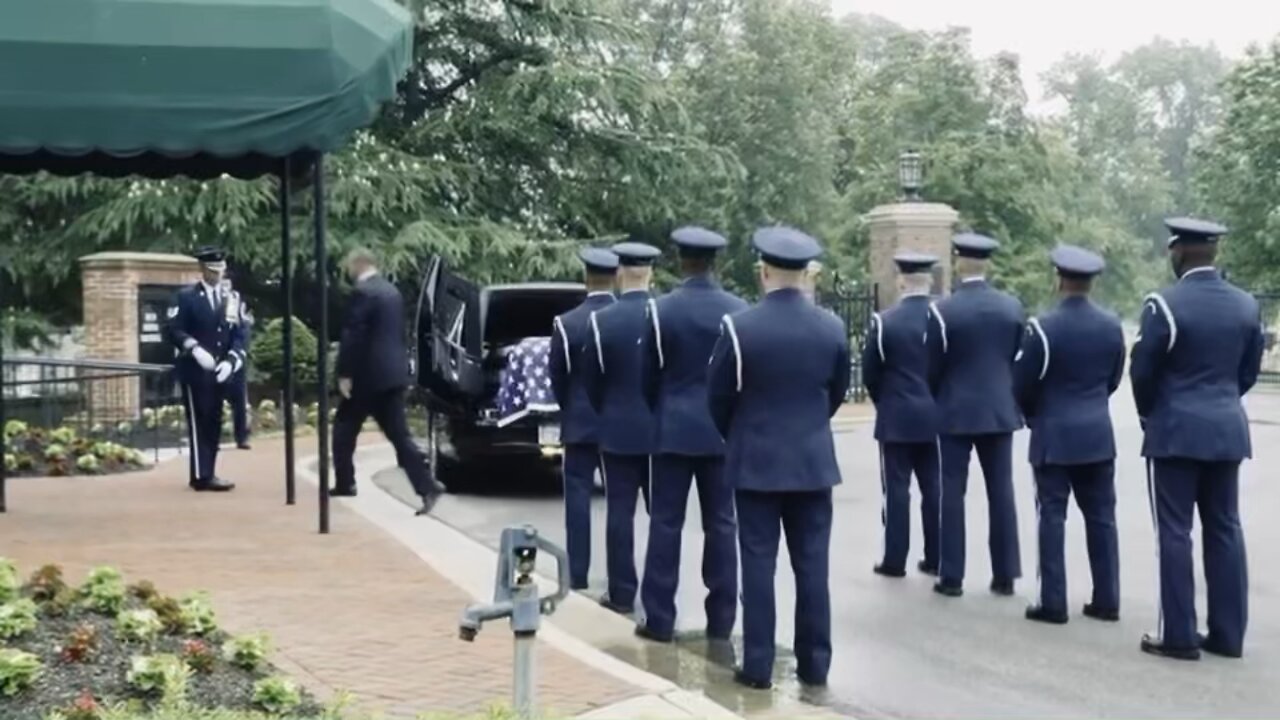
[458,525,571,720]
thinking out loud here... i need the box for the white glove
[191,346,216,371]
[215,361,233,384]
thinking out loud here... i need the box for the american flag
[495,336,559,427]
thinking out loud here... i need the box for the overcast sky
[831,0,1280,103]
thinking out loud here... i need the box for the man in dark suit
[332,247,441,515]
[863,252,941,579]
[163,247,246,492]
[1131,218,1265,660]
[635,226,748,643]
[1014,245,1125,626]
[708,226,850,691]
[926,233,1025,598]
[548,247,618,590]
[221,274,253,450]
[583,241,661,614]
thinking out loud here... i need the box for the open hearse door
[414,255,483,406]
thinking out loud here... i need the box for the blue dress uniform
[222,279,253,449]
[636,227,748,643]
[925,233,1024,597]
[548,247,618,591]
[863,252,941,578]
[1013,245,1125,625]
[162,247,246,492]
[709,227,850,690]
[1131,218,1265,661]
[584,241,661,613]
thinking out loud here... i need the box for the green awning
[0,0,413,178]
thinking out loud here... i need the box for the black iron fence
[2,357,183,460]
[815,275,879,403]
[1256,291,1280,385]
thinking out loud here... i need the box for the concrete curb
[296,447,743,720]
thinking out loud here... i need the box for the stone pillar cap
[865,202,960,224]
[79,251,200,268]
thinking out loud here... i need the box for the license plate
[538,423,561,446]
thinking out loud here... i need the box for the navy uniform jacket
[926,280,1025,435]
[164,282,247,383]
[336,274,413,397]
[1013,296,1125,466]
[862,295,936,443]
[707,288,850,492]
[585,291,659,455]
[549,292,616,445]
[640,276,750,456]
[1130,269,1265,462]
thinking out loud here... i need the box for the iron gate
[816,274,878,402]
[1256,291,1280,385]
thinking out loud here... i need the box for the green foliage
[4,420,29,439]
[146,595,185,635]
[80,566,127,615]
[0,648,43,696]
[223,633,271,672]
[0,557,18,602]
[50,427,77,445]
[116,608,164,644]
[1194,40,1280,291]
[126,654,191,701]
[178,593,218,636]
[253,317,319,395]
[60,622,100,664]
[252,677,302,715]
[0,598,39,639]
[77,454,102,473]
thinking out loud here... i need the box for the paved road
[393,386,1280,719]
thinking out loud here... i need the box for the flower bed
[4,423,148,478]
[0,560,323,720]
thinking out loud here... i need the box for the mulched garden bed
[0,561,324,720]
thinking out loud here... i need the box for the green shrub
[117,608,164,644]
[81,566,127,615]
[0,598,39,639]
[4,419,29,440]
[252,676,302,715]
[147,595,184,634]
[77,454,102,473]
[254,317,319,396]
[0,557,18,602]
[45,442,69,461]
[126,654,190,701]
[178,592,218,636]
[50,426,77,445]
[223,633,271,671]
[3,453,14,472]
[0,648,42,696]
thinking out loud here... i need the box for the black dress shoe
[1082,603,1120,622]
[1140,633,1200,661]
[414,492,441,516]
[917,560,939,576]
[1025,604,1069,625]
[933,580,963,598]
[598,595,634,615]
[634,625,674,643]
[236,442,252,450]
[990,579,1015,596]
[570,579,589,591]
[873,563,907,578]
[733,670,772,691]
[1198,633,1243,659]
[329,487,358,498]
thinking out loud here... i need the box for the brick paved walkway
[0,439,642,717]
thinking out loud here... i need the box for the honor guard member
[635,227,748,643]
[221,275,253,450]
[584,241,661,614]
[926,233,1024,598]
[162,247,246,492]
[863,252,941,578]
[1131,218,1265,660]
[1014,245,1124,625]
[708,226,850,690]
[548,247,618,590]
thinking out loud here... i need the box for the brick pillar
[866,202,960,308]
[79,252,200,421]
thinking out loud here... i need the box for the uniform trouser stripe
[185,385,200,482]
[1145,460,1164,641]
[1033,470,1043,607]
[878,443,888,563]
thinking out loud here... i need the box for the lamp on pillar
[899,150,924,202]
